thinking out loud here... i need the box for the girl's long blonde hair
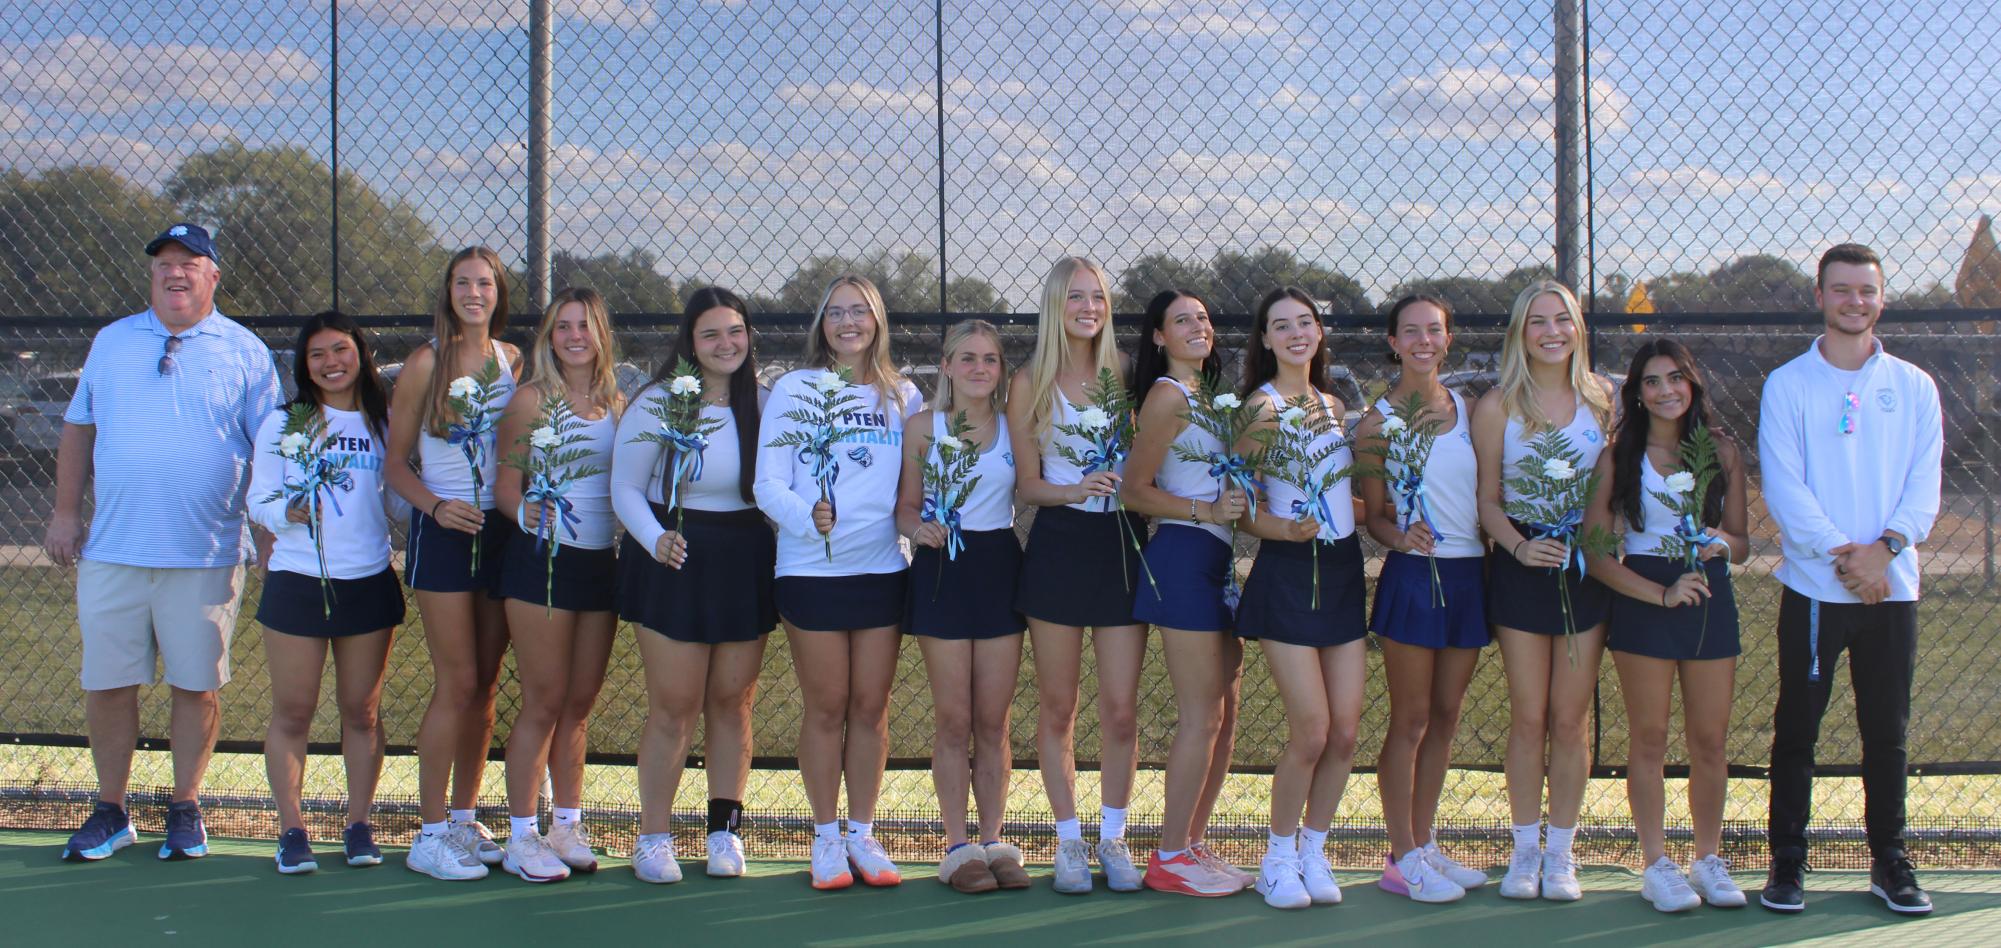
[1496,279,1613,432]
[804,274,906,413]
[422,246,511,436]
[1025,256,1118,438]
[522,286,624,418]
[932,318,1007,415]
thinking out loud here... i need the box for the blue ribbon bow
[1080,435,1128,474]
[663,428,709,510]
[803,425,842,518]
[920,491,967,561]
[1392,470,1443,542]
[1531,509,1589,577]
[1289,494,1335,542]
[447,412,495,492]
[1674,513,1725,566]
[519,471,582,553]
[1205,452,1265,521]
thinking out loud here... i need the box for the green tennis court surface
[6,832,1999,946]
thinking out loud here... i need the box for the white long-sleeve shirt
[612,383,765,555]
[248,405,401,579]
[1758,336,1943,602]
[754,368,920,578]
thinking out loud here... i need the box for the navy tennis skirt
[1236,533,1367,647]
[1131,524,1233,633]
[498,524,617,613]
[405,508,508,596]
[776,569,909,632]
[619,505,777,644]
[1607,554,1740,660]
[257,566,405,638]
[1016,504,1146,628]
[1487,526,1611,636]
[1370,551,1490,650]
[906,528,1025,640]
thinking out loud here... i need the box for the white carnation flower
[1077,406,1111,431]
[1664,470,1696,495]
[1542,458,1576,481]
[1381,414,1408,434]
[669,375,701,397]
[1278,406,1308,430]
[279,431,308,455]
[447,376,478,400]
[813,370,848,395]
[1213,392,1242,410]
[936,434,963,452]
[530,426,560,449]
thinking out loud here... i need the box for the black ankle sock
[707,798,743,835]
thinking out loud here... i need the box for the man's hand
[1833,540,1894,605]
[43,513,85,568]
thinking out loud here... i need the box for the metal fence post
[328,0,340,312]
[526,0,553,313]
[1553,0,1583,289]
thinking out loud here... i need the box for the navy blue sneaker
[276,827,317,874]
[62,800,136,861]
[344,822,383,867]
[158,800,208,860]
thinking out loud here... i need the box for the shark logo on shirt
[1876,388,1896,412]
[847,445,874,468]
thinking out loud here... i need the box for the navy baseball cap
[145,223,218,262]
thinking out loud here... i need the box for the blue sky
[4,0,1997,307]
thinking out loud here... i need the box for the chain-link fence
[4,0,2001,869]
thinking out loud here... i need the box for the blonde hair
[804,274,906,413]
[1497,279,1613,432]
[422,246,511,437]
[1026,256,1119,438]
[522,286,624,419]
[933,318,1007,416]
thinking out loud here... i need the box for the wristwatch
[1879,534,1907,557]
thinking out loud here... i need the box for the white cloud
[337,0,656,31]
[0,35,320,114]
[776,81,934,114]
[1110,1,1285,41]
[1265,84,1321,113]
[1375,62,1628,141]
[1,122,241,188]
[1162,149,1292,183]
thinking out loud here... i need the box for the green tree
[166,142,443,317]
[1210,246,1370,315]
[552,249,679,313]
[773,250,1005,314]
[0,166,176,316]
[1119,252,1216,307]
[1386,265,1553,317]
[1648,254,1814,312]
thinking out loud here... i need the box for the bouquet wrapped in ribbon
[444,356,505,575]
[504,391,608,616]
[1174,372,1270,609]
[1646,422,1726,650]
[1261,394,1376,609]
[765,367,868,562]
[629,358,725,539]
[919,410,984,597]
[1502,428,1619,662]
[262,402,356,618]
[1381,391,1449,606]
[1051,367,1157,595]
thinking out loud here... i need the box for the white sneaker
[1423,841,1488,889]
[1189,841,1254,891]
[1096,837,1144,892]
[1396,848,1467,904]
[1689,854,1747,907]
[844,835,902,886]
[1300,850,1343,904]
[1053,837,1093,894]
[502,832,571,883]
[405,831,488,881]
[1641,857,1700,912]
[809,836,853,890]
[633,834,682,884]
[1255,852,1312,909]
[706,830,745,878]
[1541,849,1582,901]
[449,819,504,866]
[1499,846,1541,899]
[545,821,598,873]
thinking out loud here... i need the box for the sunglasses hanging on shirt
[1838,390,1859,435]
[158,335,182,376]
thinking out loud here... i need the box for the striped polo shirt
[63,308,283,568]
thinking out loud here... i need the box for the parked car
[14,370,80,459]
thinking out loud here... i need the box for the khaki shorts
[77,560,245,691]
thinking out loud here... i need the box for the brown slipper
[940,843,998,893]
[984,842,1033,889]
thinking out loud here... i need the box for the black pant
[1768,588,1917,857]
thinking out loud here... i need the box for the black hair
[1383,294,1456,364]
[1608,337,1728,531]
[1130,288,1223,412]
[288,310,390,439]
[1239,286,1329,396]
[654,286,760,503]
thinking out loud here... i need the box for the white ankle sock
[421,820,448,837]
[449,808,476,825]
[552,808,580,826]
[1298,826,1328,855]
[814,821,842,843]
[638,831,671,847]
[1512,823,1542,852]
[1158,848,1186,861]
[1546,825,1575,856]
[510,815,538,839]
[1055,818,1082,842]
[1267,832,1297,856]
[846,820,872,839]
[1100,806,1128,840]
